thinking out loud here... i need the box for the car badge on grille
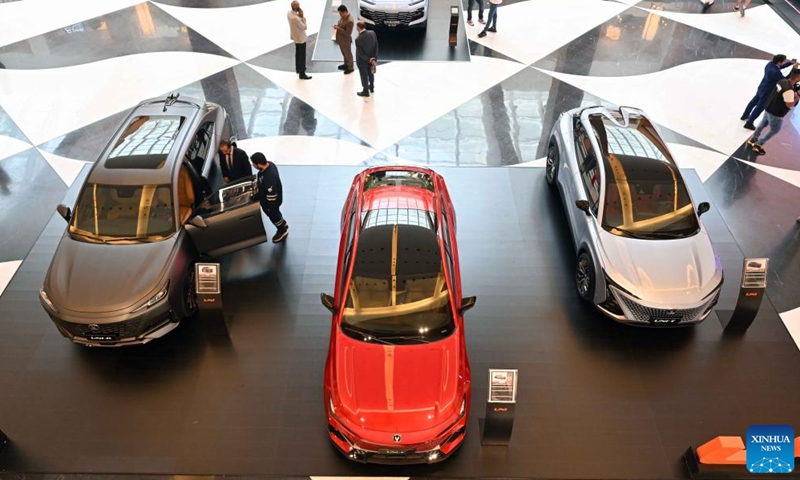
[393,434,402,443]
[666,310,677,316]
[88,324,100,331]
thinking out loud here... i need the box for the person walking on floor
[477,0,501,38]
[354,21,378,98]
[288,1,312,80]
[741,54,797,130]
[251,152,289,243]
[218,140,251,184]
[334,5,355,75]
[466,0,484,27]
[734,0,752,16]
[746,68,800,156]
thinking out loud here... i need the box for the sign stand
[195,263,228,337]
[718,258,768,333]
[449,6,459,47]
[481,369,517,446]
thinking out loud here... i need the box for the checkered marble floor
[1,0,800,334]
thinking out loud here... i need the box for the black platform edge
[766,0,800,37]
[684,447,800,479]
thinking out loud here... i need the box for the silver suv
[40,94,268,346]
[545,106,724,326]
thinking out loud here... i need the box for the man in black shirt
[219,140,251,183]
[251,153,289,243]
[354,21,378,98]
[747,69,800,155]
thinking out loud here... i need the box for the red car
[320,167,475,464]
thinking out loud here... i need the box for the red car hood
[332,329,464,434]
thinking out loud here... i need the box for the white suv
[358,0,428,29]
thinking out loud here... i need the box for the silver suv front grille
[613,288,719,325]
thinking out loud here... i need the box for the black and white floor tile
[1,2,800,470]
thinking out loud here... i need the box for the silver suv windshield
[595,117,700,239]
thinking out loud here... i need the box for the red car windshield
[341,221,456,345]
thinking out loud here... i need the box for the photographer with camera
[747,68,800,156]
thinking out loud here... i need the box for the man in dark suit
[354,21,378,98]
[218,140,251,183]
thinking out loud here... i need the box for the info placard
[742,258,768,289]
[488,369,518,403]
[196,263,221,295]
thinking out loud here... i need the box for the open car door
[185,176,266,258]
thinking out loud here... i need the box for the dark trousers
[467,0,484,21]
[262,203,286,229]
[294,42,306,75]
[743,91,766,125]
[482,2,497,31]
[357,62,374,93]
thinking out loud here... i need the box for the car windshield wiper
[340,324,394,345]
[374,334,432,344]
[69,231,104,244]
[99,236,155,244]
[610,226,641,238]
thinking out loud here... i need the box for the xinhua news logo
[746,425,794,474]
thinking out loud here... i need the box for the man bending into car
[251,152,289,243]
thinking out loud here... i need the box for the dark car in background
[40,94,269,346]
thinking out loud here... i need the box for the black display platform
[312,0,470,62]
[1,166,799,479]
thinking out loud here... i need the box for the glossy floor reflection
[1,167,799,479]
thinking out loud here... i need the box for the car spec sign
[488,369,518,403]
[742,258,768,288]
[196,263,221,295]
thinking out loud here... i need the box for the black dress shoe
[357,91,370,97]
[369,85,374,93]
[487,27,496,32]
[740,115,749,120]
[344,69,354,75]
[478,31,487,38]
[743,123,756,130]
[299,74,312,80]
[338,64,346,70]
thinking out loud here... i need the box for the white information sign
[488,369,518,403]
[742,258,768,289]
[196,263,221,295]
